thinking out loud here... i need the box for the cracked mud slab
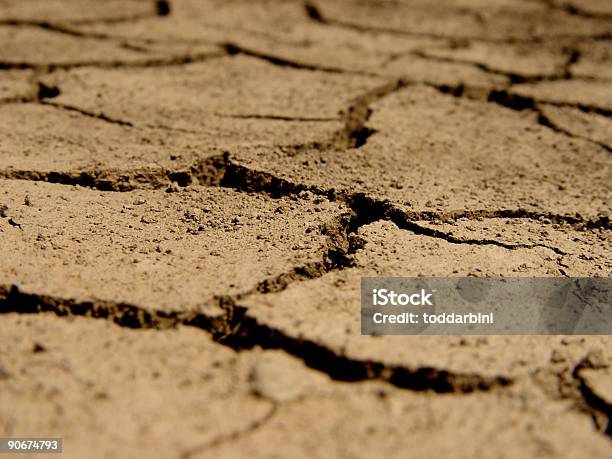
[45,55,379,127]
[238,220,611,379]
[0,0,156,23]
[416,41,568,79]
[414,217,611,275]
[199,383,612,459]
[0,103,236,182]
[0,180,345,311]
[237,85,611,215]
[1,0,611,458]
[0,25,204,69]
[510,80,612,113]
[0,313,274,459]
[540,105,612,150]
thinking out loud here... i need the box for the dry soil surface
[0,1,611,458]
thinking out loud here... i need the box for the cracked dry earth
[0,0,611,458]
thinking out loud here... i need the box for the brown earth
[0,0,611,458]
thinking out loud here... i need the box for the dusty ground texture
[0,0,611,458]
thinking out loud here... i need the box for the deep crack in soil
[0,284,513,394]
